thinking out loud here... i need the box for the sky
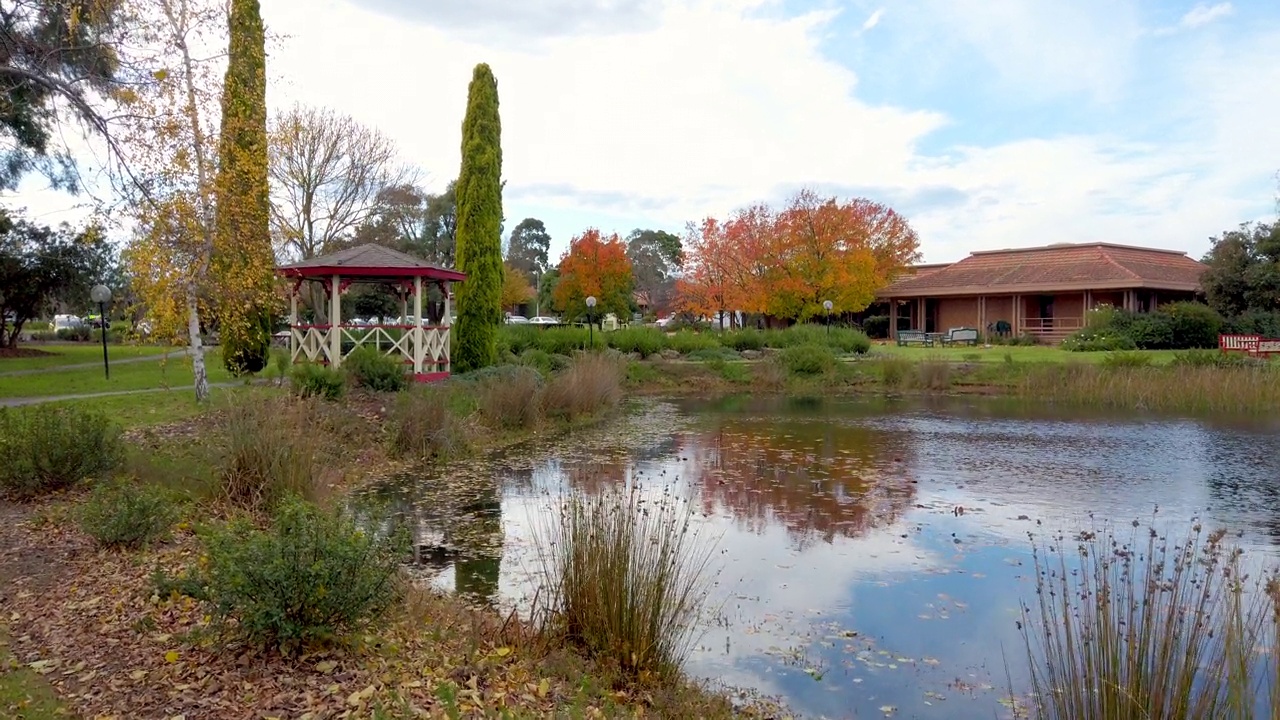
[4,0,1280,264]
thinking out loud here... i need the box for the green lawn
[0,349,236,399]
[42,384,260,428]
[0,343,175,372]
[867,343,1181,365]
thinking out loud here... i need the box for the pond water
[357,396,1280,719]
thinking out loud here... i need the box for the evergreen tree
[213,0,274,375]
[452,63,504,372]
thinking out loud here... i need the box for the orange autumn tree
[678,189,920,322]
[553,228,634,322]
[675,218,733,324]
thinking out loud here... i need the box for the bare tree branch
[268,103,416,261]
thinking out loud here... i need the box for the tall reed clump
[1017,363,1280,413]
[218,393,325,511]
[916,359,952,390]
[475,365,544,429]
[388,384,468,460]
[878,356,912,389]
[1018,522,1280,720]
[542,353,624,420]
[533,484,718,682]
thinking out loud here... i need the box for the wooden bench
[897,330,932,347]
[941,327,979,346]
[1219,334,1261,353]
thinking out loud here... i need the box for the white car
[529,316,559,325]
[505,315,530,324]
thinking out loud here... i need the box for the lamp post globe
[585,296,597,348]
[823,300,833,337]
[90,284,112,379]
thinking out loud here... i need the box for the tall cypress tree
[452,63,504,373]
[213,0,273,375]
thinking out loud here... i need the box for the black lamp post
[91,284,112,379]
[823,299,833,338]
[586,295,597,348]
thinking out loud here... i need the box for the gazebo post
[288,284,298,361]
[413,275,424,374]
[330,273,341,367]
[442,281,452,373]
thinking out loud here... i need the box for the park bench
[941,327,979,346]
[897,330,932,347]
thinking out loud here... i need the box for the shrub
[708,358,751,383]
[218,394,322,511]
[861,315,890,339]
[56,326,91,341]
[665,330,719,355]
[517,348,553,374]
[684,346,738,362]
[1170,349,1251,368]
[290,362,345,400]
[342,346,408,392]
[534,484,716,681]
[181,498,404,651]
[780,344,836,376]
[764,325,871,354]
[78,481,178,549]
[1101,350,1154,368]
[542,353,624,420]
[532,327,602,355]
[0,405,123,498]
[719,329,765,351]
[1062,331,1137,352]
[498,325,542,355]
[1162,302,1223,350]
[389,385,466,460]
[606,327,666,358]
[1127,313,1175,350]
[1019,523,1280,720]
[476,365,544,429]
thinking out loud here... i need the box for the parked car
[529,316,559,326]
[52,314,85,331]
[505,314,530,325]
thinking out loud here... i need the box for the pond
[357,396,1280,719]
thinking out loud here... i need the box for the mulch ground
[0,498,604,719]
[0,347,55,359]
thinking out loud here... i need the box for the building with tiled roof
[876,242,1206,343]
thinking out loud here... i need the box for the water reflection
[354,474,505,606]
[364,396,1280,719]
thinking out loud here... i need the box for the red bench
[1219,334,1280,357]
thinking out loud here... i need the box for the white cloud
[3,0,1277,268]
[1181,2,1234,29]
[862,8,884,31]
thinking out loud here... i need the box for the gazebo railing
[289,322,451,374]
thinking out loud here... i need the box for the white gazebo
[276,244,466,381]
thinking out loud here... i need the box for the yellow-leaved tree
[116,0,238,401]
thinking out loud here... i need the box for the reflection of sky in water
[368,397,1280,720]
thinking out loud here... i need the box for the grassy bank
[0,343,175,372]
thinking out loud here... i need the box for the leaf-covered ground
[0,495,790,719]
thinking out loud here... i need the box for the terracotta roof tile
[879,243,1205,297]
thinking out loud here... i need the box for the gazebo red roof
[276,243,466,282]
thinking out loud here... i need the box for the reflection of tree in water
[350,469,505,606]
[682,416,918,549]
